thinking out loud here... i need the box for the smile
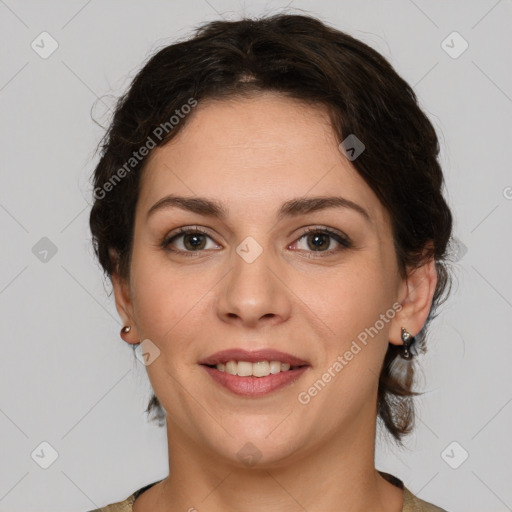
[211,360,301,377]
[199,348,310,396]
[201,363,309,396]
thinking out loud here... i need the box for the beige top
[88,472,448,511]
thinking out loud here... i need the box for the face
[114,92,414,466]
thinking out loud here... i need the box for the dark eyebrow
[146,194,371,223]
[147,195,227,219]
[277,196,371,223]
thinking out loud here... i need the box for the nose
[215,239,292,329]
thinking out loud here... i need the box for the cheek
[129,245,224,368]
[296,257,397,412]
[129,246,194,344]
[294,263,395,421]
[296,259,395,342]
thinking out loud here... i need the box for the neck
[145,407,403,512]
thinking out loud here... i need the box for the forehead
[137,93,388,228]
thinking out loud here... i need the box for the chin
[204,421,307,469]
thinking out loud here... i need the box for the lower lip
[201,365,309,396]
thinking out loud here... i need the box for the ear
[109,248,140,344]
[389,257,438,347]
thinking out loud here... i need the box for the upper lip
[198,348,309,367]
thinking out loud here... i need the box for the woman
[88,13,452,512]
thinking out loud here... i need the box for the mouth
[198,348,310,396]
[202,360,306,377]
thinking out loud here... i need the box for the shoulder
[89,494,135,512]
[87,494,135,512]
[86,494,135,512]
[379,470,448,512]
[86,479,164,512]
[403,486,449,512]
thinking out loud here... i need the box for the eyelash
[160,226,352,258]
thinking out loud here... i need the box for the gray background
[1,1,511,511]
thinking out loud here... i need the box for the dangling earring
[400,327,414,360]
[120,325,131,336]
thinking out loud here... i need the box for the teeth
[225,361,237,375]
[253,361,270,377]
[270,361,281,374]
[237,361,253,377]
[217,360,296,377]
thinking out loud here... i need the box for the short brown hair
[89,13,453,444]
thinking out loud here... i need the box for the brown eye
[182,232,207,250]
[305,232,330,251]
[161,227,219,256]
[293,227,351,254]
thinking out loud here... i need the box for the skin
[111,91,437,512]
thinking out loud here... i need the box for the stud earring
[120,325,131,336]
[400,327,415,360]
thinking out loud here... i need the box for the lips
[202,364,309,396]
[199,348,310,396]
[198,348,309,367]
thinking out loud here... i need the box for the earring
[121,325,131,336]
[400,327,414,360]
